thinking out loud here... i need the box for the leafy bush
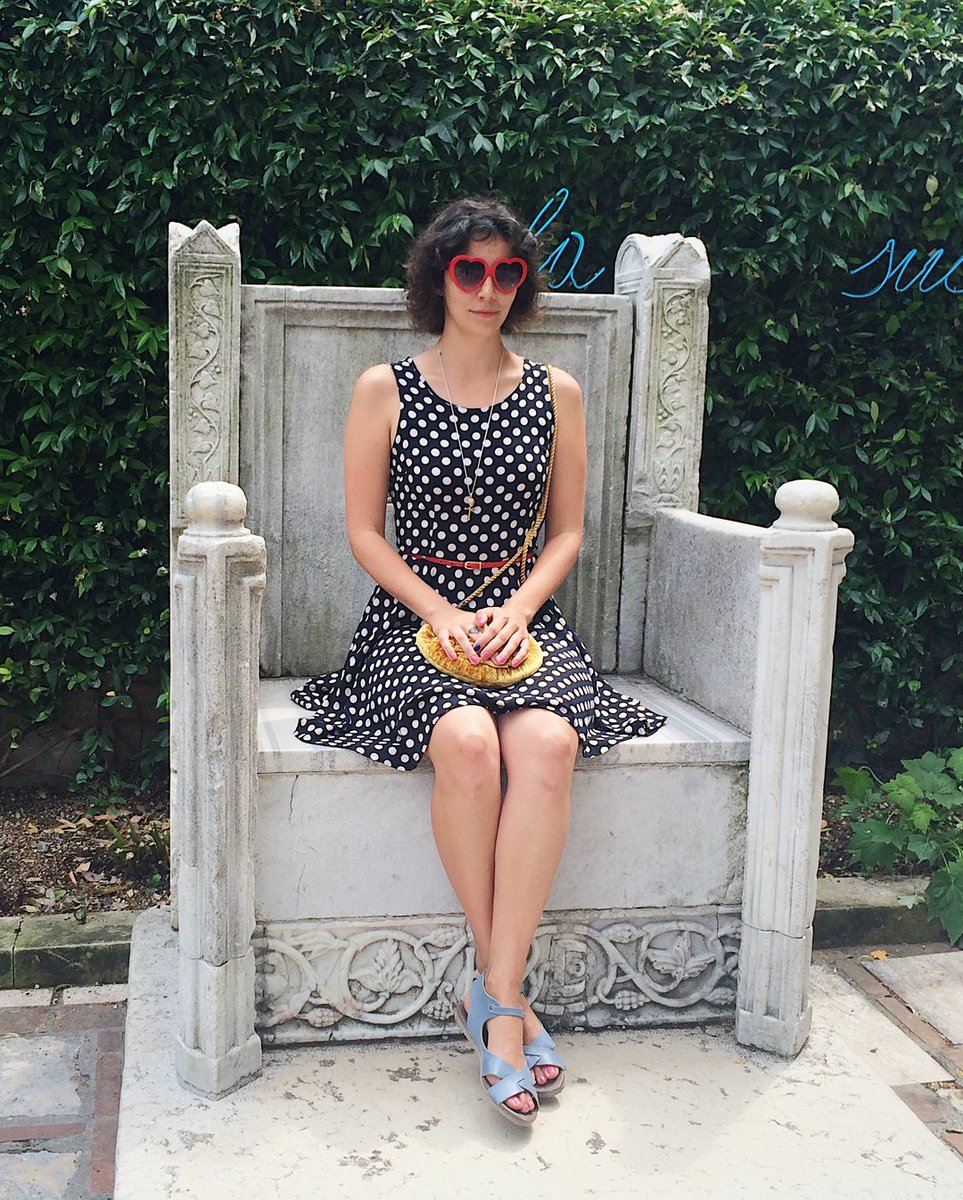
[835,751,963,944]
[1,0,961,784]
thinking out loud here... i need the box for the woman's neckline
[408,355,529,411]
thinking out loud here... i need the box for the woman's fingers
[463,607,531,665]
[443,621,482,663]
[481,621,528,663]
[506,635,530,667]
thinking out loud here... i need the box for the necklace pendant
[465,494,476,517]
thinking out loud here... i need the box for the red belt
[409,550,535,570]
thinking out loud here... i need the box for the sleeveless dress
[290,357,666,770]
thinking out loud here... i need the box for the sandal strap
[523,1028,565,1070]
[485,1063,538,1107]
[525,1044,565,1071]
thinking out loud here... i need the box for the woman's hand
[466,603,531,667]
[424,604,487,665]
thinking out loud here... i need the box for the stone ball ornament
[773,479,841,532]
[184,480,250,535]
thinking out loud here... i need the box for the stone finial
[184,480,248,535]
[772,480,840,531]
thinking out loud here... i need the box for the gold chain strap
[454,363,559,612]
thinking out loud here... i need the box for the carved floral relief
[253,910,740,1044]
[182,270,226,485]
[653,287,694,506]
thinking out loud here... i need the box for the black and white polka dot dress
[290,357,666,769]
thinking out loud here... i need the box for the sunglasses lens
[494,261,525,290]
[452,259,487,289]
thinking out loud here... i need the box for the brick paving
[0,987,126,1200]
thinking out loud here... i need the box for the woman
[291,195,666,1126]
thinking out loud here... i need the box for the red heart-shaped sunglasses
[448,255,529,294]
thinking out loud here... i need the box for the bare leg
[466,708,578,1091]
[426,705,502,973]
[426,707,532,1114]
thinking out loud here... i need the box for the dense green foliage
[1,0,961,782]
[836,752,963,945]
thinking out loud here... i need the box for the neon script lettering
[842,238,963,298]
[529,187,606,290]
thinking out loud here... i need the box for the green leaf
[946,749,963,781]
[927,859,963,945]
[847,819,905,871]
[901,762,960,806]
[910,802,939,833]
[833,766,878,807]
[906,833,940,862]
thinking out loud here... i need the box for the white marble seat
[256,675,750,774]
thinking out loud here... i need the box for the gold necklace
[437,347,504,518]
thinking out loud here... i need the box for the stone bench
[167,220,854,1097]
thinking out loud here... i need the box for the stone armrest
[644,506,766,734]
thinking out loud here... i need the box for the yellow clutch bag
[416,623,544,687]
[414,365,559,689]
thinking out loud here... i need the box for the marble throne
[167,219,854,1097]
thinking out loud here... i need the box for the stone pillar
[168,220,241,933]
[613,233,711,671]
[736,480,854,1056]
[173,482,265,1097]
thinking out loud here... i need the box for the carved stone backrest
[168,221,710,678]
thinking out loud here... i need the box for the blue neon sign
[529,187,606,290]
[842,238,963,297]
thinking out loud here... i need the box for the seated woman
[291,195,666,1126]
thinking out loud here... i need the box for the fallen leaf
[869,950,889,960]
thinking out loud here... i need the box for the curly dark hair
[404,194,544,334]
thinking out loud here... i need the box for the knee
[506,718,579,784]
[533,723,580,773]
[428,710,501,781]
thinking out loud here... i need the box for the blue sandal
[454,973,539,1127]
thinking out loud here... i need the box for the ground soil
[0,782,924,920]
[0,779,170,919]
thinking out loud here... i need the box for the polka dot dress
[290,357,666,770]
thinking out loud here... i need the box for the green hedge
[2,0,961,781]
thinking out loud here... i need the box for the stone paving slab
[1,1033,86,1118]
[0,1148,83,1200]
[112,907,963,1200]
[864,952,963,1045]
[809,961,953,1085]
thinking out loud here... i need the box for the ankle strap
[483,999,524,1020]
